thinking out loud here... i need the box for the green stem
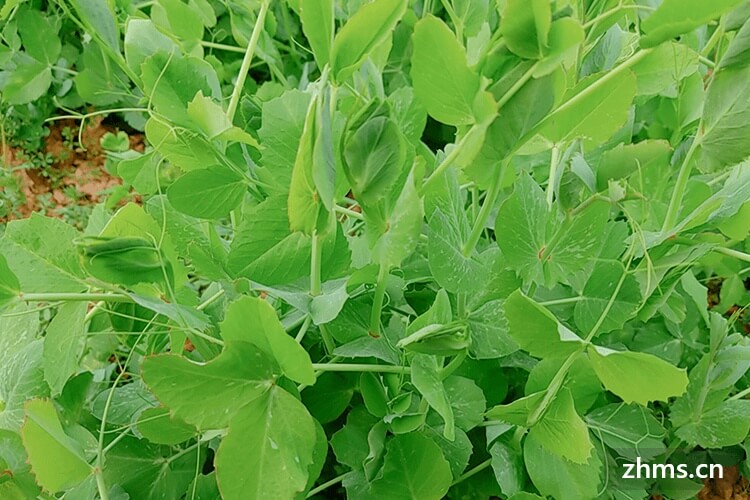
[546,145,561,209]
[462,168,503,257]
[527,350,579,427]
[95,470,109,500]
[496,62,538,110]
[538,296,583,306]
[310,363,410,374]
[419,124,480,195]
[306,471,351,498]
[369,265,389,337]
[661,130,703,234]
[715,246,750,264]
[295,315,313,343]
[334,204,364,220]
[318,323,336,354]
[440,351,467,380]
[451,458,492,486]
[20,292,133,303]
[226,0,269,122]
[730,386,750,401]
[200,40,245,53]
[196,289,225,311]
[310,230,322,297]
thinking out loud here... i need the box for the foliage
[2,0,750,499]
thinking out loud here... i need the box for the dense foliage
[3,0,750,498]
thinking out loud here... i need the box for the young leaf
[411,15,480,126]
[330,0,408,82]
[588,346,689,405]
[411,354,455,440]
[220,296,315,385]
[300,0,333,69]
[371,174,424,269]
[499,0,551,59]
[215,386,317,500]
[528,389,592,464]
[21,399,92,492]
[640,0,745,48]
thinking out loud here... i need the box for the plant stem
[462,169,503,257]
[295,315,313,343]
[310,230,322,297]
[311,363,410,374]
[714,246,750,264]
[196,289,225,311]
[318,323,336,354]
[306,472,351,498]
[334,204,364,220]
[496,62,538,110]
[226,0,269,122]
[661,130,703,234]
[440,351,467,380]
[369,265,389,337]
[200,40,246,53]
[451,458,492,486]
[419,125,480,195]
[538,296,584,306]
[20,292,133,303]
[546,145,561,209]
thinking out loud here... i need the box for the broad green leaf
[136,407,196,445]
[302,372,356,424]
[167,167,246,219]
[187,92,258,146]
[372,174,424,268]
[0,340,48,431]
[411,354,455,440]
[573,261,641,335]
[257,90,312,193]
[534,17,585,77]
[17,9,60,64]
[0,255,20,309]
[1,58,51,105]
[427,209,484,293]
[69,0,120,51]
[528,389,592,464]
[490,437,525,497]
[504,291,584,358]
[701,65,750,168]
[719,18,750,70]
[423,426,472,479]
[103,436,198,499]
[343,116,407,208]
[142,341,275,429]
[466,299,518,359]
[411,15,480,126]
[0,215,86,293]
[124,19,177,73]
[118,151,160,196]
[631,42,699,96]
[21,399,92,492]
[596,140,672,189]
[151,0,204,41]
[144,118,219,172]
[586,403,666,460]
[215,386,317,500]
[300,0,333,68]
[588,346,688,405]
[641,0,745,48]
[499,0,551,59]
[524,433,601,500]
[228,197,312,285]
[526,355,602,414]
[444,376,485,430]
[78,235,173,288]
[43,302,87,396]
[220,296,315,385]
[330,0,408,82]
[676,399,750,448]
[366,433,452,499]
[141,53,221,126]
[540,70,636,147]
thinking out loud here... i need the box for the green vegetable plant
[2,0,750,499]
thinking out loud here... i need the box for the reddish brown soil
[1,117,143,222]
[698,466,750,500]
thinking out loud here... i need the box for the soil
[0,116,143,223]
[698,466,750,500]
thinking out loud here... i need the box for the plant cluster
[2,0,750,499]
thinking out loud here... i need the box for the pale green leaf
[167,167,246,219]
[528,389,592,464]
[43,302,87,396]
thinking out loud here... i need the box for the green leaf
[371,174,424,269]
[220,296,315,385]
[302,372,356,424]
[534,17,585,77]
[1,57,51,105]
[0,255,20,309]
[586,403,666,460]
[529,389,592,464]
[215,386,317,500]
[573,261,641,336]
[0,340,48,431]
[17,9,60,64]
[641,0,745,48]
[503,291,584,359]
[69,0,120,51]
[701,65,750,168]
[151,0,204,41]
[631,42,699,96]
[596,140,672,190]
[366,433,452,499]
[142,341,275,429]
[144,117,219,172]
[21,399,92,492]
[719,18,750,70]
[676,399,750,448]
[124,19,177,74]
[490,437,525,497]
[300,0,333,68]
[43,302,87,396]
[0,215,86,293]
[526,355,602,414]
[588,346,688,405]
[499,0,551,59]
[411,354,455,440]
[167,167,246,219]
[540,70,637,147]
[330,0,408,82]
[444,376,485,431]
[524,433,601,500]
[136,407,196,445]
[411,15,480,126]
[427,209,484,293]
[467,299,518,359]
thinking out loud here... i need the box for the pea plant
[2,0,750,499]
